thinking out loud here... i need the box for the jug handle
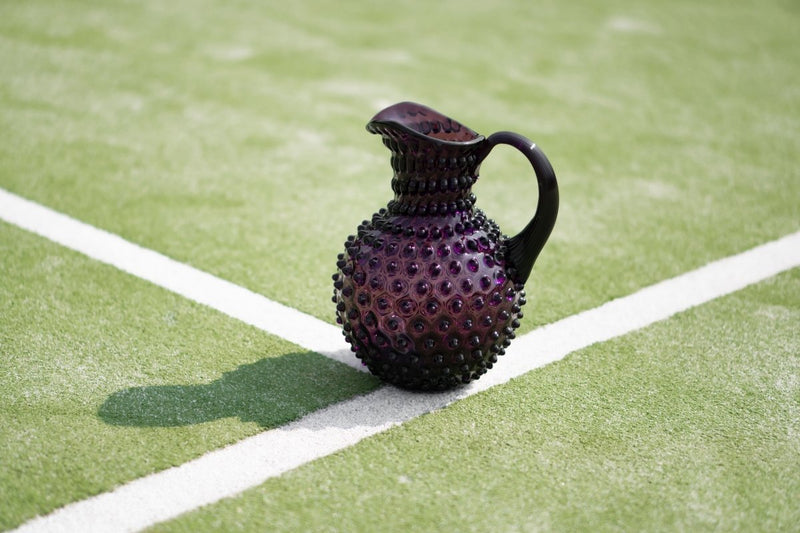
[486,131,559,285]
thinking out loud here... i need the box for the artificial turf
[0,222,378,530]
[1,0,798,530]
[150,268,800,532]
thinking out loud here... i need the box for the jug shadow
[98,352,381,429]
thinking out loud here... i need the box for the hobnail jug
[333,102,558,390]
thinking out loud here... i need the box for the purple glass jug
[333,102,558,390]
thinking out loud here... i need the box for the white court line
[3,187,800,532]
[0,188,361,371]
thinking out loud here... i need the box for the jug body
[334,208,525,390]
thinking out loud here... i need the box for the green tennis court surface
[150,269,800,532]
[1,0,798,531]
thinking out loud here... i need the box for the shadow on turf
[97,352,379,429]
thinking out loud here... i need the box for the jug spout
[367,102,484,145]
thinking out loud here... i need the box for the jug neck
[385,142,484,216]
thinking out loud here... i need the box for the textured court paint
[6,197,798,533]
[0,188,360,371]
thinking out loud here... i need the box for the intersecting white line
[3,187,800,533]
